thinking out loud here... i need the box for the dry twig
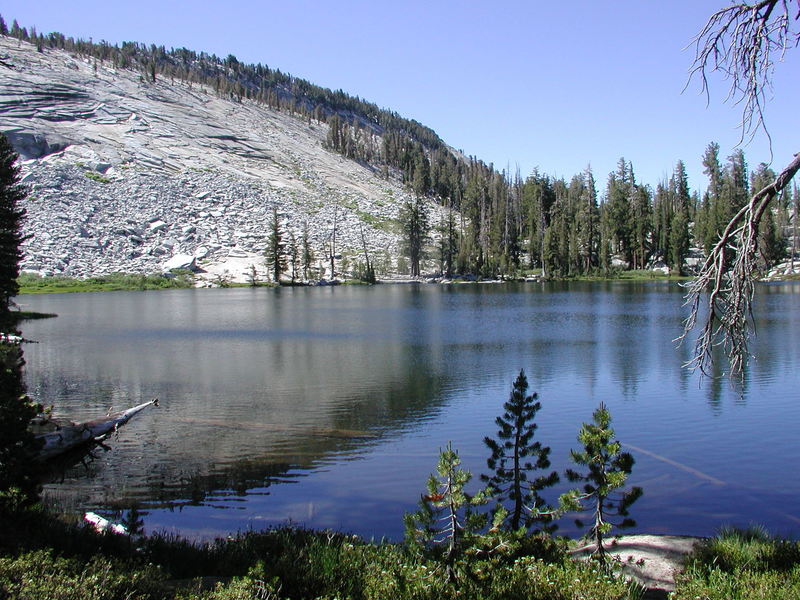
[687,0,799,148]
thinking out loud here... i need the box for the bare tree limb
[678,152,800,378]
[686,0,799,149]
[681,2,799,378]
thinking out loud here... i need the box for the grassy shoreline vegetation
[15,268,696,294]
[2,507,800,600]
[0,507,630,600]
[17,272,195,294]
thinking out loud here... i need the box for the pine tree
[652,181,673,263]
[629,183,652,270]
[752,163,786,270]
[575,167,599,273]
[247,264,259,287]
[482,370,559,532]
[438,208,458,277]
[301,222,314,281]
[605,159,634,266]
[265,207,286,282]
[326,115,343,152]
[404,442,490,582]
[701,142,724,253]
[287,230,299,284]
[399,196,429,277]
[0,340,41,510]
[669,208,690,274]
[411,147,431,197]
[0,135,40,508]
[668,161,691,273]
[559,402,642,565]
[758,209,784,269]
[0,133,27,328]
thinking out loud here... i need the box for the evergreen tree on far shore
[265,207,286,282]
[399,196,429,277]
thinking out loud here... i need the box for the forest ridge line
[1,15,797,282]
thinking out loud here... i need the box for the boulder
[4,130,70,160]
[162,254,197,273]
[148,220,168,233]
[87,161,112,174]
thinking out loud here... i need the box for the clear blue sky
[3,0,798,194]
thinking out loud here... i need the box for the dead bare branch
[686,0,799,149]
[678,152,800,378]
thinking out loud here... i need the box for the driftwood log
[32,398,159,462]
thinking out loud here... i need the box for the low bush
[0,550,163,600]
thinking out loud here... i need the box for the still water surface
[18,281,800,540]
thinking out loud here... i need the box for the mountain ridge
[1,34,436,282]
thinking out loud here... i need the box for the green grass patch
[536,268,691,282]
[673,527,800,600]
[778,272,800,281]
[84,171,112,184]
[356,210,394,232]
[17,272,194,294]
[616,269,690,281]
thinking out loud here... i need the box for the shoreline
[15,269,702,295]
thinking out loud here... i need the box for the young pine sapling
[404,442,490,582]
[482,369,559,532]
[559,402,642,565]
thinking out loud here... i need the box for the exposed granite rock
[0,36,443,283]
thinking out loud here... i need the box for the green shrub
[0,550,164,600]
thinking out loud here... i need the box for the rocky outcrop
[0,36,434,282]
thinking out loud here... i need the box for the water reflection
[17,281,800,540]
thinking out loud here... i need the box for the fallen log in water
[31,398,159,462]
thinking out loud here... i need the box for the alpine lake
[17,280,800,541]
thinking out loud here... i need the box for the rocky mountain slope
[1,35,431,283]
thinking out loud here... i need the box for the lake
[18,281,800,541]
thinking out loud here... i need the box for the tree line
[0,15,445,153]
[2,16,797,281]
[396,146,796,279]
